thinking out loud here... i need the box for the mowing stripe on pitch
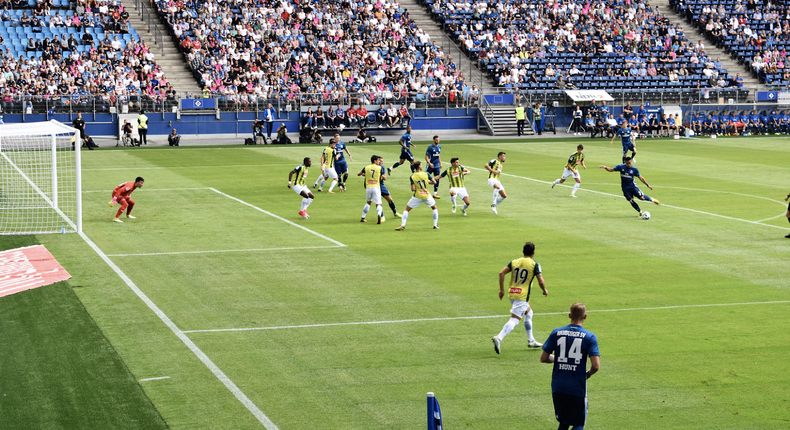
[79,231,279,429]
[210,187,346,247]
[139,376,171,382]
[466,167,787,230]
[108,245,343,257]
[182,300,790,333]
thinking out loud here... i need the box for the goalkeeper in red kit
[110,177,144,222]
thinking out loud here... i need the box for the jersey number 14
[556,336,583,365]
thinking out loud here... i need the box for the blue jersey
[400,133,413,152]
[628,117,639,128]
[334,141,347,162]
[616,127,632,147]
[542,324,600,397]
[426,144,441,167]
[613,163,640,188]
[379,165,390,194]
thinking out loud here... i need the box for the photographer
[253,118,266,144]
[274,123,292,144]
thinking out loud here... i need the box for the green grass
[3,136,790,429]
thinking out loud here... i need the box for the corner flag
[427,392,443,430]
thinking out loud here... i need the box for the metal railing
[133,0,165,55]
[477,96,495,135]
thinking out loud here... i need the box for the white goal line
[108,245,343,257]
[182,300,790,334]
[466,167,788,231]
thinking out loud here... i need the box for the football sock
[377,205,383,218]
[630,200,641,212]
[497,317,520,340]
[434,179,439,193]
[362,204,370,219]
[553,179,561,185]
[400,211,409,227]
[116,208,123,218]
[301,198,309,211]
[450,194,457,206]
[495,195,505,206]
[342,173,348,184]
[320,177,327,188]
[388,200,397,214]
[328,180,337,192]
[622,155,627,164]
[432,209,438,227]
[305,198,313,210]
[410,163,416,173]
[462,203,469,211]
[523,309,535,342]
[492,190,499,205]
[572,183,580,195]
[643,195,653,202]
[391,162,400,170]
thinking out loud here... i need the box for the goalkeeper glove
[109,197,117,207]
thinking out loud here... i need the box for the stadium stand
[153,0,477,110]
[673,0,790,88]
[423,0,749,102]
[0,0,173,114]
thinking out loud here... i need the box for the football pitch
[3,136,790,429]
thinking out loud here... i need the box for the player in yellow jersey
[492,241,548,354]
[551,144,587,198]
[485,152,507,214]
[440,157,471,215]
[357,155,387,224]
[395,161,439,230]
[312,139,339,193]
[288,157,314,219]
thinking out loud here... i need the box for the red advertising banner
[0,245,71,298]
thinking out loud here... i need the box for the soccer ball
[641,211,651,220]
[338,124,346,132]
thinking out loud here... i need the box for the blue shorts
[380,183,390,196]
[622,143,635,153]
[426,166,441,176]
[552,392,587,427]
[622,185,644,201]
[400,151,414,162]
[334,161,348,174]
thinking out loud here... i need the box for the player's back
[410,171,431,198]
[545,324,599,396]
[323,146,335,167]
[363,164,381,188]
[113,181,135,197]
[507,256,539,301]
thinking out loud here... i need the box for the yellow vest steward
[515,106,526,120]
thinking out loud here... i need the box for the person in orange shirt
[346,106,358,128]
[109,176,144,223]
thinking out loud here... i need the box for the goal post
[0,120,81,235]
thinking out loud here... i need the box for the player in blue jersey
[333,133,353,191]
[379,157,401,218]
[691,112,703,135]
[389,125,417,175]
[609,121,636,164]
[628,115,639,134]
[599,157,660,216]
[425,135,442,199]
[541,303,600,430]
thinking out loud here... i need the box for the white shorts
[488,178,504,190]
[323,167,338,179]
[450,187,469,200]
[365,187,382,205]
[509,299,531,318]
[561,168,581,181]
[407,196,436,209]
[292,184,308,196]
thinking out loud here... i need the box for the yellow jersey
[488,158,503,179]
[362,164,382,188]
[410,171,432,199]
[323,147,335,168]
[507,257,542,301]
[292,164,309,186]
[566,152,584,170]
[441,165,466,188]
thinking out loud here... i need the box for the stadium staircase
[477,102,534,136]
[400,0,494,89]
[123,0,202,97]
[654,0,764,101]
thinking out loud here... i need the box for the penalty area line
[209,187,346,247]
[108,245,343,257]
[183,300,790,333]
[466,167,787,230]
[78,231,279,429]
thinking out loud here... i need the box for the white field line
[79,231,278,429]
[581,183,788,207]
[83,187,211,193]
[139,376,171,382]
[84,164,296,171]
[209,187,347,247]
[467,167,788,230]
[108,245,342,257]
[182,300,790,334]
[757,213,789,223]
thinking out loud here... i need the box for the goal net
[0,120,81,235]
